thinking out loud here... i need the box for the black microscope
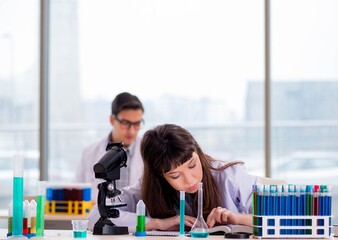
[92,142,129,235]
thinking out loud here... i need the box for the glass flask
[190,182,209,238]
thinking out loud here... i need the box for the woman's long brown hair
[140,124,243,219]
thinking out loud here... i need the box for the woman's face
[163,152,203,194]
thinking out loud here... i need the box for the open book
[144,225,253,236]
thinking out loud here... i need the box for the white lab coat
[74,134,143,201]
[88,161,260,232]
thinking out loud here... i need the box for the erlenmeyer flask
[190,182,209,238]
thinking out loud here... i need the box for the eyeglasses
[114,116,144,130]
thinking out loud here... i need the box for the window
[48,0,265,183]
[0,0,39,206]
[270,0,338,220]
[1,1,337,224]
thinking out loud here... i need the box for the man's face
[110,109,144,147]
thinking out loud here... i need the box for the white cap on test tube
[180,191,185,200]
[13,154,24,177]
[136,200,145,216]
[24,200,30,227]
[8,201,13,217]
[24,200,30,217]
[37,181,46,196]
[30,200,37,217]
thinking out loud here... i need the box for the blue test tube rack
[252,184,332,238]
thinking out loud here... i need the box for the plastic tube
[135,200,146,237]
[12,154,24,237]
[179,191,185,236]
[30,200,37,234]
[36,181,46,237]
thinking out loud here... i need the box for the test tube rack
[45,182,92,215]
[253,215,332,238]
[45,200,92,215]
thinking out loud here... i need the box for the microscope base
[93,218,129,235]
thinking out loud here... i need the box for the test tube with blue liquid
[8,154,28,239]
[180,191,185,237]
[190,182,208,238]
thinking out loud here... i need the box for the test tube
[30,200,37,234]
[23,200,29,234]
[326,185,332,216]
[12,154,24,237]
[36,181,46,237]
[276,185,283,216]
[8,201,13,235]
[179,191,185,236]
[313,185,320,216]
[269,185,277,216]
[135,200,146,237]
[300,185,307,234]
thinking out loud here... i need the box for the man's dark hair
[111,92,144,116]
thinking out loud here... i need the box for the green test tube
[36,181,46,237]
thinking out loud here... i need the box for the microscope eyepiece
[93,142,127,181]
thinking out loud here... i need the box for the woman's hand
[206,207,253,228]
[146,215,196,231]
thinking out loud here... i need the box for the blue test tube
[276,185,283,216]
[295,185,301,234]
[282,185,289,216]
[288,184,296,234]
[256,184,263,216]
[280,185,288,234]
[12,154,24,237]
[326,185,332,216]
[179,191,185,236]
[269,185,277,216]
[299,185,306,234]
[263,185,269,215]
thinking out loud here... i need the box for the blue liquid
[73,231,87,238]
[190,232,209,238]
[13,177,24,236]
[180,199,185,235]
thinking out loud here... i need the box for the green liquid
[36,195,45,236]
[190,232,209,238]
[8,217,12,234]
[73,231,87,238]
[136,215,145,232]
[13,177,24,236]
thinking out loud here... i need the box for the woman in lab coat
[88,124,259,232]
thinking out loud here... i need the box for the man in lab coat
[75,92,145,202]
